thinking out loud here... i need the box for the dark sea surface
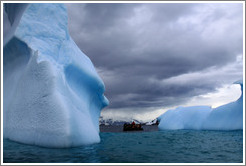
[3,126,243,163]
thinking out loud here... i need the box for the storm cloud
[66,3,243,117]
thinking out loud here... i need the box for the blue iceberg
[3,3,108,147]
[158,80,243,130]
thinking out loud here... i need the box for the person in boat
[132,121,135,128]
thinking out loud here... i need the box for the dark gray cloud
[67,3,243,111]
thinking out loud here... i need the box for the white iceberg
[3,3,108,147]
[158,80,243,130]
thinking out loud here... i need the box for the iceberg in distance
[158,80,243,130]
[3,3,108,147]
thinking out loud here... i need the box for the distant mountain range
[99,117,158,126]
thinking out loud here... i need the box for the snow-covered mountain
[99,117,143,126]
[3,3,108,148]
[145,118,159,126]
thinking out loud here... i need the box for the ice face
[158,106,212,130]
[202,81,243,130]
[158,81,243,130]
[3,3,108,147]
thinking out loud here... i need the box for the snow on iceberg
[158,80,243,130]
[3,3,108,147]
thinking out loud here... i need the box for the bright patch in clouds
[186,84,242,108]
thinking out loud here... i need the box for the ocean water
[3,130,243,163]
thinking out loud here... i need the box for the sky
[66,3,244,122]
